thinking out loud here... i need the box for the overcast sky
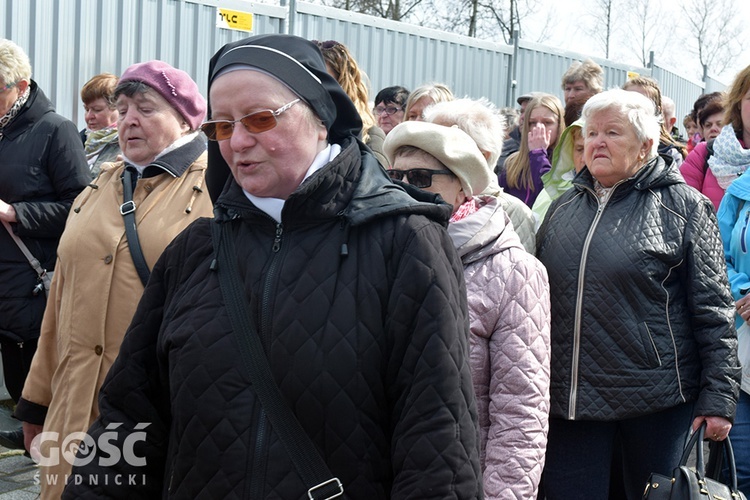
[520,0,750,85]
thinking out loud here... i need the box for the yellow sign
[626,71,640,81]
[216,8,253,33]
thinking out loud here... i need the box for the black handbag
[642,422,746,500]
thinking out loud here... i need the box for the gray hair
[582,88,660,157]
[0,39,32,86]
[561,59,604,94]
[423,97,505,168]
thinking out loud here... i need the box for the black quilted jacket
[63,139,482,499]
[0,81,89,343]
[536,155,741,422]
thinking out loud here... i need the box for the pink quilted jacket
[680,141,724,211]
[449,196,551,499]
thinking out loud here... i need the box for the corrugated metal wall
[294,2,512,108]
[0,0,284,126]
[652,66,705,125]
[0,0,722,130]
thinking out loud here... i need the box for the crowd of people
[0,33,749,499]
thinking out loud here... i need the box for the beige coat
[19,146,213,498]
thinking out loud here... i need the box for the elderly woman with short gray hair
[536,88,741,499]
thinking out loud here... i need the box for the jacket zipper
[740,206,749,253]
[250,414,268,499]
[249,221,284,498]
[569,184,618,419]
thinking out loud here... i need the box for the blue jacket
[717,170,750,329]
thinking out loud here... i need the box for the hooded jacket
[681,140,736,212]
[63,137,482,499]
[532,120,582,226]
[537,155,740,421]
[717,169,750,394]
[450,195,550,499]
[0,81,89,343]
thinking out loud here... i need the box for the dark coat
[63,139,482,499]
[536,155,741,422]
[0,81,89,343]
[495,126,520,175]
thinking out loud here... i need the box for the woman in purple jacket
[384,120,552,499]
[499,93,564,207]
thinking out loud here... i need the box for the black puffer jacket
[0,81,89,343]
[537,155,741,422]
[64,138,482,499]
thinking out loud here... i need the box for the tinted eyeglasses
[200,99,300,141]
[386,168,454,189]
[373,105,403,116]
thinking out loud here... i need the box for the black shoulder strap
[702,139,716,175]
[121,169,151,287]
[211,220,343,500]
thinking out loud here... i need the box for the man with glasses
[373,85,409,136]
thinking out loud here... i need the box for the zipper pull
[272,223,283,253]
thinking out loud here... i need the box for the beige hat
[383,121,492,197]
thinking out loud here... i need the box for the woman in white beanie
[384,120,552,499]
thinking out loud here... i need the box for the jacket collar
[1,81,53,141]
[448,195,523,264]
[215,137,452,227]
[125,134,206,179]
[573,154,683,200]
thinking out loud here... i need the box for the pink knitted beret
[119,60,206,130]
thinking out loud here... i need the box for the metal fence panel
[294,1,512,108]
[0,0,284,126]
[0,0,724,131]
[651,66,705,127]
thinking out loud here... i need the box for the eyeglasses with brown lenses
[200,99,300,141]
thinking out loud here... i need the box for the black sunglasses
[386,168,454,189]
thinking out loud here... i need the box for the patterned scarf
[450,197,481,223]
[84,126,118,163]
[708,125,750,189]
[0,86,31,139]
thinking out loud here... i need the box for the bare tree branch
[623,0,663,67]
[680,0,744,78]
[585,0,616,58]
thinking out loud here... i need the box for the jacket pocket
[637,322,662,368]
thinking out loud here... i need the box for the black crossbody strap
[121,169,150,287]
[211,220,343,500]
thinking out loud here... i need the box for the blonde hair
[316,40,376,143]
[505,94,564,190]
[0,39,32,86]
[623,76,686,158]
[724,64,750,135]
[404,83,454,120]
